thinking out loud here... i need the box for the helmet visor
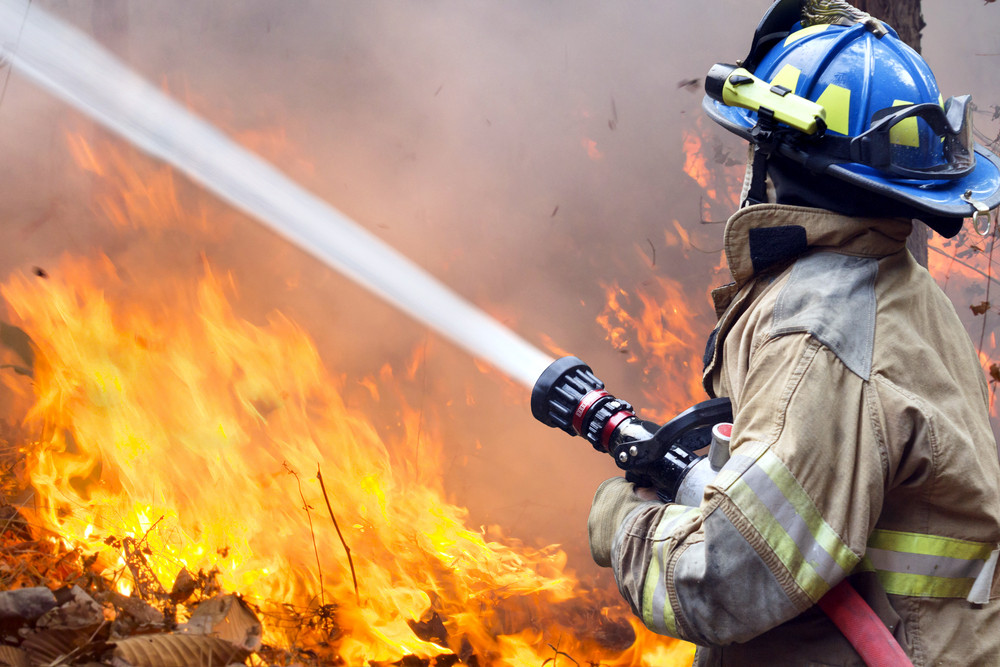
[852,96,975,180]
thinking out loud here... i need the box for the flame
[583,137,604,161]
[682,131,713,196]
[596,274,708,422]
[682,118,746,224]
[928,228,1000,426]
[0,132,697,664]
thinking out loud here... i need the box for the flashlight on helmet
[531,356,732,504]
[705,63,827,136]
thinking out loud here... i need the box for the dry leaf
[36,585,103,631]
[111,633,250,667]
[169,569,196,604]
[104,591,165,637]
[21,626,105,665]
[181,594,262,651]
[0,587,56,627]
[0,645,29,667]
[971,301,992,316]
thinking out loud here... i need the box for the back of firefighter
[586,1,1000,664]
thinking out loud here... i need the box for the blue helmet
[703,0,1000,236]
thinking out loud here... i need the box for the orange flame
[583,137,604,161]
[681,117,746,223]
[596,275,708,422]
[682,131,713,197]
[0,132,697,664]
[928,229,1000,426]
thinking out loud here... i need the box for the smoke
[0,0,996,578]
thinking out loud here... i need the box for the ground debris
[407,610,447,646]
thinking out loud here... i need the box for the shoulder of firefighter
[588,204,1000,665]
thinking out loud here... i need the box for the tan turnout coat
[588,204,1000,665]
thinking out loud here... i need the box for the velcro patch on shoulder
[771,252,877,380]
[749,225,808,274]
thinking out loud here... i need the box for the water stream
[0,0,553,389]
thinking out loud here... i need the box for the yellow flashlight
[706,63,827,136]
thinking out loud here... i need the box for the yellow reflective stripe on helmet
[726,449,859,602]
[770,64,802,95]
[784,23,830,47]
[856,530,996,598]
[816,84,852,135]
[890,98,921,147]
[640,504,699,636]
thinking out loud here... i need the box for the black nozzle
[531,356,602,435]
[532,355,735,502]
[531,355,637,451]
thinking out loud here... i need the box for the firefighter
[586,0,1000,664]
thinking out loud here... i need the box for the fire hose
[531,355,913,667]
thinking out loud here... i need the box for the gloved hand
[588,477,655,567]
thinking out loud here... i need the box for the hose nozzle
[530,356,638,452]
[531,355,734,503]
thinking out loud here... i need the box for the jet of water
[0,0,553,389]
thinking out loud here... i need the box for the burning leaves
[0,499,264,667]
[0,253,687,664]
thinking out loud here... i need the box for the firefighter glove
[588,477,649,568]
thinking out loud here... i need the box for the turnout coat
[588,204,1000,665]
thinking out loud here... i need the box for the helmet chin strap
[742,111,784,208]
[742,146,771,208]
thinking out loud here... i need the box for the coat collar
[704,204,912,395]
[723,204,913,289]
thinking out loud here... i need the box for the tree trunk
[853,0,929,266]
[852,0,925,51]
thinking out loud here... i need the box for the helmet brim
[702,95,1000,221]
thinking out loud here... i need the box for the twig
[135,515,165,551]
[698,196,728,225]
[284,462,325,608]
[542,641,580,667]
[646,238,656,266]
[979,231,997,354]
[317,465,360,606]
[49,620,109,666]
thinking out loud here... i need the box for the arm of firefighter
[589,333,885,646]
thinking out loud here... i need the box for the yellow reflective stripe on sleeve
[876,570,977,598]
[859,529,997,599]
[726,449,859,602]
[868,529,994,561]
[640,504,699,636]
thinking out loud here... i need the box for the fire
[2,255,573,662]
[596,274,708,422]
[928,227,1000,425]
[0,133,697,664]
[682,118,746,226]
[682,131,713,196]
[583,137,604,161]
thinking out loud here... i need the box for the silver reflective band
[969,549,999,605]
